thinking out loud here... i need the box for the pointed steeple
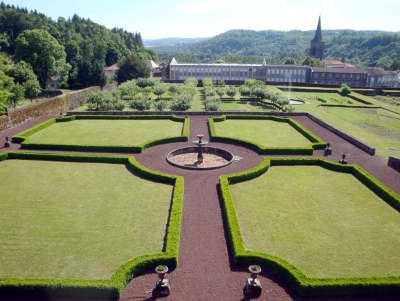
[309,16,324,60]
[314,16,322,41]
[170,57,177,65]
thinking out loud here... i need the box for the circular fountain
[166,134,236,170]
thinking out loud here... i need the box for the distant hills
[148,29,400,69]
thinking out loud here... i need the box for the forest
[152,29,400,70]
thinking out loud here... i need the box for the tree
[239,85,251,98]
[339,83,352,96]
[226,87,236,97]
[184,77,198,87]
[24,78,41,99]
[15,29,70,88]
[153,84,167,100]
[216,87,225,98]
[117,55,150,84]
[10,60,37,84]
[9,83,24,107]
[390,59,400,71]
[284,57,296,65]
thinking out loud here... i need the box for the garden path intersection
[0,115,399,301]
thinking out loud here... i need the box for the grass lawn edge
[0,152,183,300]
[11,115,190,153]
[209,115,326,155]
[219,157,400,296]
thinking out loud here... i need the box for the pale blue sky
[4,0,400,39]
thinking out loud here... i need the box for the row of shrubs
[219,157,400,296]
[12,115,190,153]
[87,78,197,112]
[0,152,184,299]
[199,78,294,112]
[208,115,326,155]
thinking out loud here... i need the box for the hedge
[219,157,400,296]
[209,115,327,155]
[0,152,184,299]
[12,115,190,153]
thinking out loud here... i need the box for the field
[28,119,183,147]
[213,119,312,148]
[0,159,173,279]
[287,91,400,159]
[229,165,400,278]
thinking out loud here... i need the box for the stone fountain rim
[166,146,235,170]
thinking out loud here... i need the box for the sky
[4,0,400,39]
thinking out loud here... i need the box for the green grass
[286,91,360,105]
[285,90,400,159]
[213,119,312,148]
[219,101,272,112]
[230,165,400,279]
[27,119,183,146]
[0,159,173,279]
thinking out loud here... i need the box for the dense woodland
[152,29,400,70]
[0,3,155,114]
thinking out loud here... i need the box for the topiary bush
[339,83,352,96]
[129,99,151,111]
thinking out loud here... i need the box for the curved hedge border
[220,157,400,296]
[0,152,183,299]
[12,115,190,153]
[209,115,326,155]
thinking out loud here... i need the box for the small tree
[202,77,213,88]
[253,87,266,100]
[153,84,167,100]
[129,98,151,111]
[339,83,352,96]
[226,87,236,98]
[154,99,168,111]
[9,83,24,107]
[24,79,41,99]
[239,86,251,98]
[170,94,192,111]
[216,87,225,98]
[117,55,150,84]
[168,85,178,94]
[184,77,198,87]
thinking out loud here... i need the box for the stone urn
[152,265,171,297]
[243,265,262,298]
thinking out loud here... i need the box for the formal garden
[1,80,400,300]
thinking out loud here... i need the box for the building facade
[311,67,368,87]
[169,58,311,84]
[365,68,398,88]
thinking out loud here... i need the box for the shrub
[339,83,352,96]
[170,95,191,111]
[136,77,159,88]
[129,99,151,111]
[87,91,117,111]
[216,87,225,98]
[154,100,168,111]
[226,87,236,97]
[252,87,266,100]
[184,77,198,87]
[204,87,216,97]
[239,85,251,97]
[153,84,167,99]
[202,77,213,87]
[168,85,178,94]
[204,96,220,111]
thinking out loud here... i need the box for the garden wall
[388,156,400,172]
[0,87,100,131]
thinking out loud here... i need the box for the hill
[0,2,155,88]
[153,29,400,68]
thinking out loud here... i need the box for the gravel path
[0,114,399,301]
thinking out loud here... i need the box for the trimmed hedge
[219,157,400,296]
[0,152,184,299]
[12,115,190,153]
[209,115,327,155]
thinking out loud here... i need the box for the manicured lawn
[0,159,173,279]
[28,119,183,146]
[230,165,400,278]
[287,91,360,105]
[213,119,312,148]
[286,90,400,159]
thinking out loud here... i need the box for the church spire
[309,16,324,60]
[314,16,322,41]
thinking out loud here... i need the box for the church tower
[309,16,324,60]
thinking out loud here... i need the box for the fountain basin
[289,99,305,105]
[166,146,234,170]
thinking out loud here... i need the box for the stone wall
[0,87,100,131]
